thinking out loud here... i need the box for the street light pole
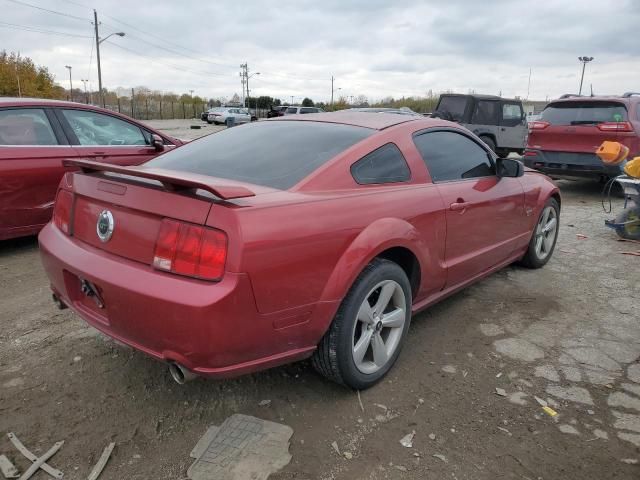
[578,56,594,96]
[94,9,125,108]
[81,79,89,103]
[65,65,73,101]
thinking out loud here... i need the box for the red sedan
[39,112,560,389]
[0,98,182,241]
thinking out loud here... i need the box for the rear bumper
[38,224,320,378]
[523,149,625,179]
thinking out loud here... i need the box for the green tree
[0,51,64,98]
[301,97,314,107]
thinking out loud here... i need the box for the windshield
[541,101,628,125]
[146,121,374,189]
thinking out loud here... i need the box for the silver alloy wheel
[351,280,406,374]
[534,205,558,260]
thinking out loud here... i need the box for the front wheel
[520,198,560,268]
[312,258,412,389]
[480,135,497,153]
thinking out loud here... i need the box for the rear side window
[286,107,298,113]
[413,130,494,182]
[436,96,468,121]
[502,103,523,126]
[351,143,410,185]
[0,108,58,145]
[146,121,374,190]
[471,100,499,125]
[541,101,628,125]
[300,108,316,114]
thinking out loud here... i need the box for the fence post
[182,102,186,119]
[131,88,135,118]
[171,102,174,119]
[117,97,121,113]
[159,99,163,120]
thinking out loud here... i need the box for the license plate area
[63,270,109,325]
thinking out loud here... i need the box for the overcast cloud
[1,0,639,102]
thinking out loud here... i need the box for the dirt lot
[2,161,640,478]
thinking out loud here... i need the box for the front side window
[300,108,316,114]
[61,109,147,146]
[472,100,499,125]
[413,130,494,182]
[146,121,374,190]
[0,108,58,145]
[286,107,298,114]
[351,143,411,185]
[502,103,523,126]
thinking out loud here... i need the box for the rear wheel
[520,198,560,268]
[480,135,497,153]
[312,258,411,389]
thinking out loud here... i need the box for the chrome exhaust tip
[168,363,198,384]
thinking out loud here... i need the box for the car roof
[549,94,640,105]
[271,111,437,130]
[345,107,422,116]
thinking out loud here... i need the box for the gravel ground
[145,118,228,142]
[1,174,639,479]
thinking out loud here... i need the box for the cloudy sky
[2,0,639,103]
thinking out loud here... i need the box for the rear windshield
[436,96,468,121]
[541,101,628,125]
[146,121,374,189]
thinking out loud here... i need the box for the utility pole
[239,63,247,106]
[81,79,89,103]
[65,65,73,101]
[15,52,21,97]
[526,67,531,100]
[290,95,294,105]
[94,9,103,107]
[578,56,594,96]
[331,76,334,105]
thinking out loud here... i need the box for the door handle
[450,201,470,211]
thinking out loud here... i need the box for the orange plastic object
[596,141,629,165]
[624,157,640,178]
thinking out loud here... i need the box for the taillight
[597,121,634,132]
[529,121,550,131]
[153,219,227,281]
[53,189,73,234]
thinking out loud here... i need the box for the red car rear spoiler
[63,159,256,200]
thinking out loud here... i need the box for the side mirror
[151,134,164,152]
[497,158,524,178]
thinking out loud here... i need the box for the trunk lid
[65,160,258,265]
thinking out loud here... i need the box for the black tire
[496,148,509,158]
[213,121,220,125]
[520,198,560,268]
[312,258,412,389]
[480,135,497,153]
[206,119,213,124]
[614,208,640,240]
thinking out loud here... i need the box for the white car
[207,108,251,125]
[283,106,324,115]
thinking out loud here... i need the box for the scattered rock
[494,338,545,362]
[258,399,272,407]
[413,452,420,457]
[608,392,640,412]
[331,441,340,455]
[593,429,609,440]
[509,392,528,406]
[428,433,436,441]
[559,424,580,435]
[495,388,507,397]
[479,323,505,337]
[432,454,447,463]
[73,355,82,362]
[546,385,594,405]
[343,452,353,460]
[587,409,595,415]
[133,454,141,459]
[496,372,503,378]
[621,458,638,465]
[418,398,425,405]
[394,465,408,472]
[374,403,388,411]
[441,365,457,374]
[399,431,415,448]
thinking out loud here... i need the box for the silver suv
[432,94,528,157]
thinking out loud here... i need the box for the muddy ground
[1,131,639,479]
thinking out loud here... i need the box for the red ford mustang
[0,98,182,241]
[39,112,560,389]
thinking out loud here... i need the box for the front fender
[318,217,422,304]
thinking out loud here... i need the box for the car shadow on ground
[0,235,39,257]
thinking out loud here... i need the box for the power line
[0,20,92,38]
[5,0,89,22]
[103,41,231,78]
